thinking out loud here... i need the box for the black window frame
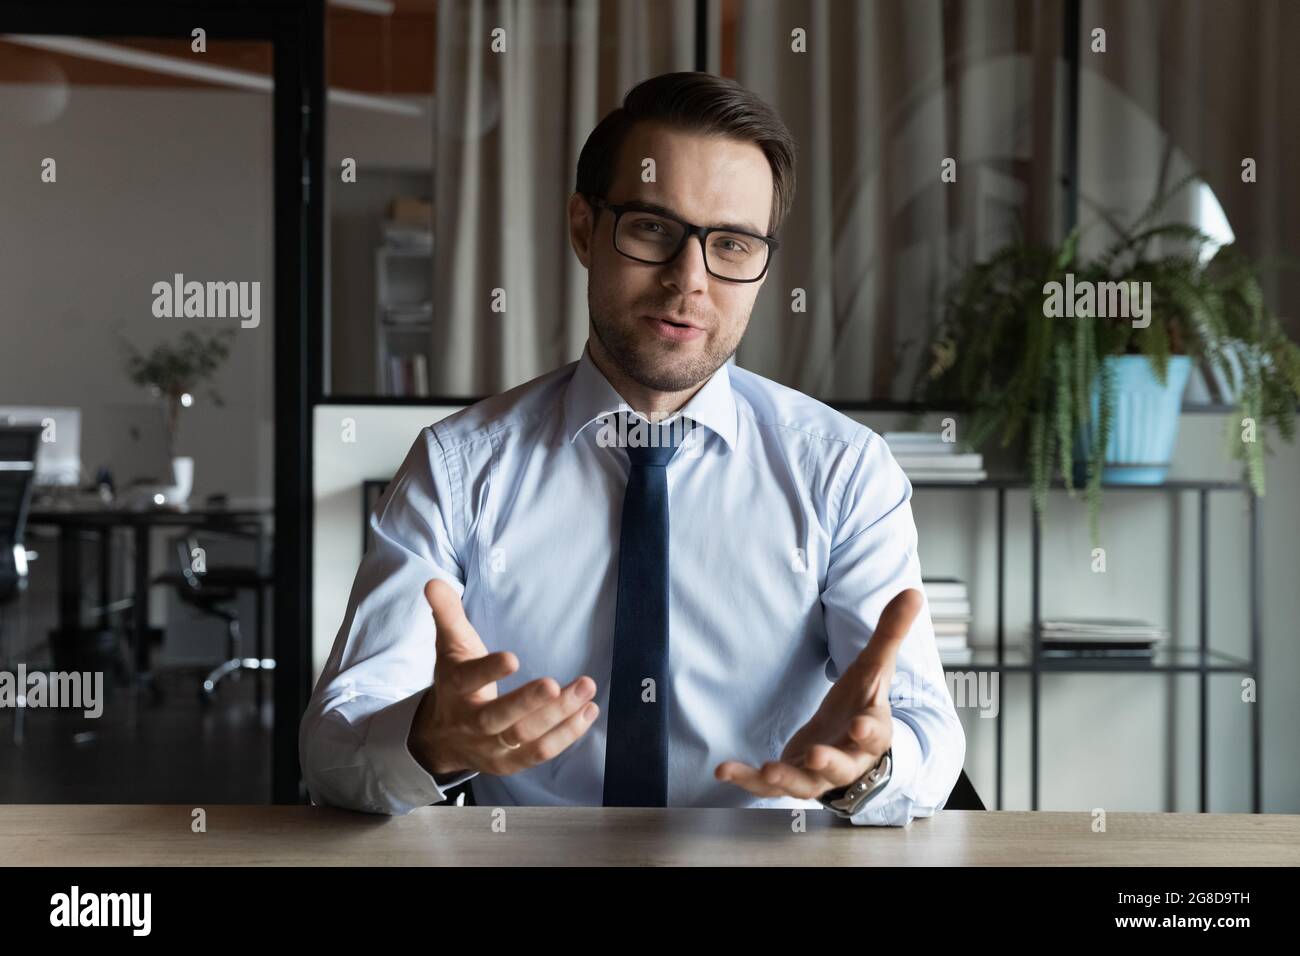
[1,0,324,804]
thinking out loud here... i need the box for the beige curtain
[732,0,1066,401]
[431,0,696,395]
[1080,0,1300,342]
[433,0,1298,400]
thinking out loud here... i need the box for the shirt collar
[564,341,738,451]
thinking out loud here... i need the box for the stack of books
[383,221,433,250]
[883,432,986,483]
[384,301,434,325]
[1034,618,1168,662]
[924,578,973,665]
[388,354,430,397]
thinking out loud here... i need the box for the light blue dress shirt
[300,343,965,825]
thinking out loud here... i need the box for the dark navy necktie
[602,413,693,807]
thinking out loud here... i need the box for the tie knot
[617,412,694,467]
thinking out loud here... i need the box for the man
[300,72,965,826]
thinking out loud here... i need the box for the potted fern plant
[916,180,1300,545]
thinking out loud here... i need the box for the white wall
[312,404,464,680]
[311,402,1300,815]
[0,78,433,664]
[0,83,277,663]
[0,78,432,497]
[0,84,275,501]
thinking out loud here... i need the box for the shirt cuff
[365,688,479,812]
[433,768,478,792]
[845,716,922,827]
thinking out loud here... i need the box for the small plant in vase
[915,175,1300,546]
[118,328,236,502]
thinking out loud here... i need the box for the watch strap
[818,747,893,818]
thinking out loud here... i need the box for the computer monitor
[0,406,82,487]
[103,403,175,489]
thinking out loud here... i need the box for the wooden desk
[3,805,1297,866]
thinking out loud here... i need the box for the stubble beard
[588,291,742,393]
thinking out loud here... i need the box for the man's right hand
[407,578,600,778]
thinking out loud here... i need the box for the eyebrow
[617,199,767,237]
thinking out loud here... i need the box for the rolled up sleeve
[299,426,480,815]
[820,430,966,827]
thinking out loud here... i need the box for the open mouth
[644,313,700,330]
[644,315,704,340]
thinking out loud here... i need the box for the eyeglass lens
[614,211,768,280]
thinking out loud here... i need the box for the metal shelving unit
[923,477,1260,814]
[374,241,434,397]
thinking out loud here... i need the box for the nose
[660,234,711,296]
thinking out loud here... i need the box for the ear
[568,192,595,268]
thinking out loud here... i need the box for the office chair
[152,528,274,706]
[0,425,41,741]
[0,425,39,607]
[945,769,985,810]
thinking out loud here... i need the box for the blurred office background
[2,0,1298,813]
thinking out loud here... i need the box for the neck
[586,334,707,422]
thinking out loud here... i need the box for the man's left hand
[715,588,922,801]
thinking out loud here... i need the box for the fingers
[459,675,599,772]
[425,578,485,659]
[421,578,600,774]
[870,587,923,654]
[715,761,787,798]
[471,676,561,735]
[849,587,923,684]
[803,744,867,786]
[445,650,518,696]
[473,671,564,733]
[848,711,892,754]
[427,578,516,696]
[717,760,829,800]
[758,761,834,799]
[512,696,600,766]
[865,670,891,709]
[499,676,597,746]
[718,743,876,800]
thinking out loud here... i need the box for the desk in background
[25,502,272,680]
[1,806,1296,866]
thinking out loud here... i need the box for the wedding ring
[497,732,521,750]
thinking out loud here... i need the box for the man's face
[569,121,774,393]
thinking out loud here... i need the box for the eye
[632,218,669,234]
[713,236,750,254]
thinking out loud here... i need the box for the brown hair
[576,71,797,237]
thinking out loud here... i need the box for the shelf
[942,644,1254,674]
[911,477,1248,491]
[824,400,1283,414]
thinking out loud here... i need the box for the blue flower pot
[1072,355,1192,485]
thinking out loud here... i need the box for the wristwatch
[817,748,893,818]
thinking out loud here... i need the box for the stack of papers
[384,301,434,324]
[883,432,986,483]
[1034,618,1168,660]
[925,578,973,665]
[383,221,433,249]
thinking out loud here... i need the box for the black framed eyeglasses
[586,194,779,283]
